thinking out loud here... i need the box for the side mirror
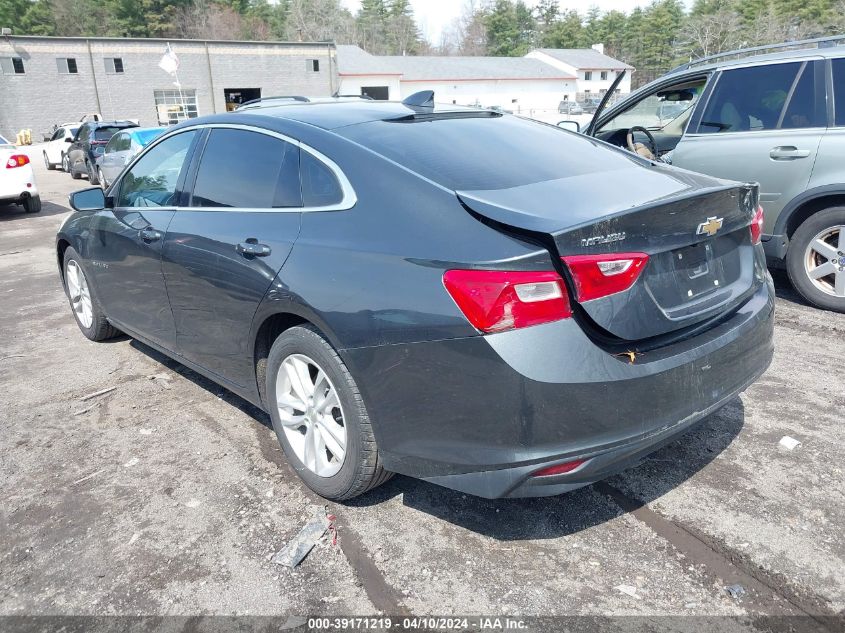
[69,187,106,212]
[65,137,73,143]
[557,120,581,133]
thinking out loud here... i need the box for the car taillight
[750,205,764,245]
[443,269,572,333]
[562,253,649,302]
[5,154,30,169]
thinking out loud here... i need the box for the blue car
[57,93,774,501]
[96,127,166,188]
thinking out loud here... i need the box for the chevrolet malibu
[57,95,774,500]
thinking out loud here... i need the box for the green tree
[19,0,56,35]
[540,9,584,48]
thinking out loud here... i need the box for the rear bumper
[762,233,788,260]
[343,278,775,499]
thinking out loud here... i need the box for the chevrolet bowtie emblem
[696,216,724,237]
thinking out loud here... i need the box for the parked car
[67,120,138,185]
[42,123,79,172]
[558,100,583,115]
[581,97,604,114]
[585,37,845,312]
[57,95,774,501]
[96,127,165,188]
[1,134,40,213]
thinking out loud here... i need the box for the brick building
[0,35,337,138]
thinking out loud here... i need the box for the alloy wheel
[275,353,347,477]
[65,260,93,329]
[803,225,845,298]
[43,152,50,169]
[62,154,69,172]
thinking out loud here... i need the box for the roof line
[400,76,575,82]
[339,72,403,77]
[1,34,335,47]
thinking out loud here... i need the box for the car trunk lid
[457,164,760,341]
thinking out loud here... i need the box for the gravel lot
[1,151,843,630]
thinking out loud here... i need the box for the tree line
[2,0,845,77]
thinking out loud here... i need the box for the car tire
[43,152,55,170]
[62,153,70,173]
[786,206,845,313]
[22,195,41,214]
[266,325,392,501]
[97,167,108,189]
[71,163,82,180]
[62,247,120,341]
[87,161,100,185]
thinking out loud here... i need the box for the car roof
[236,100,493,130]
[669,42,845,76]
[89,120,137,127]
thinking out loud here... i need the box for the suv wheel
[787,206,845,313]
[62,153,70,173]
[43,152,55,170]
[266,325,392,500]
[87,161,100,185]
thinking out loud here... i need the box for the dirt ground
[0,149,843,631]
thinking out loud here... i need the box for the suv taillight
[5,154,30,169]
[562,253,649,302]
[443,269,572,333]
[750,205,764,245]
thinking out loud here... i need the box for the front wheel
[97,167,107,189]
[61,153,70,173]
[266,325,392,501]
[87,161,100,185]
[62,247,120,341]
[43,152,55,170]
[787,206,845,313]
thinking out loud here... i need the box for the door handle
[140,227,162,242]
[236,239,271,257]
[769,146,811,160]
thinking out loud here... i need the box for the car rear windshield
[94,127,124,141]
[338,115,634,191]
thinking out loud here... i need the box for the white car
[0,134,41,214]
[42,123,80,172]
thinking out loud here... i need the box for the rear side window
[191,129,301,208]
[301,152,343,207]
[339,114,642,191]
[833,58,845,126]
[696,62,811,133]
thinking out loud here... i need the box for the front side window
[695,62,803,133]
[104,134,120,154]
[117,131,196,208]
[191,129,301,209]
[598,79,706,132]
[51,129,65,142]
[77,125,92,142]
[154,89,198,125]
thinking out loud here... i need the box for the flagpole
[167,43,188,124]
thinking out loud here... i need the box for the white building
[336,45,634,122]
[337,45,578,119]
[525,46,633,99]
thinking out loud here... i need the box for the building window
[307,59,320,72]
[361,86,389,100]
[105,57,124,74]
[600,71,608,81]
[57,58,79,74]
[584,71,592,81]
[154,89,199,125]
[0,57,25,74]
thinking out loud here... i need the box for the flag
[158,43,179,75]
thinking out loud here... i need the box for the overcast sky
[338,0,666,43]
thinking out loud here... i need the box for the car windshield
[133,129,164,147]
[340,114,636,191]
[94,127,124,141]
[599,81,705,131]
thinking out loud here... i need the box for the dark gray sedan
[56,95,774,501]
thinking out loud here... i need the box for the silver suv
[586,37,845,312]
